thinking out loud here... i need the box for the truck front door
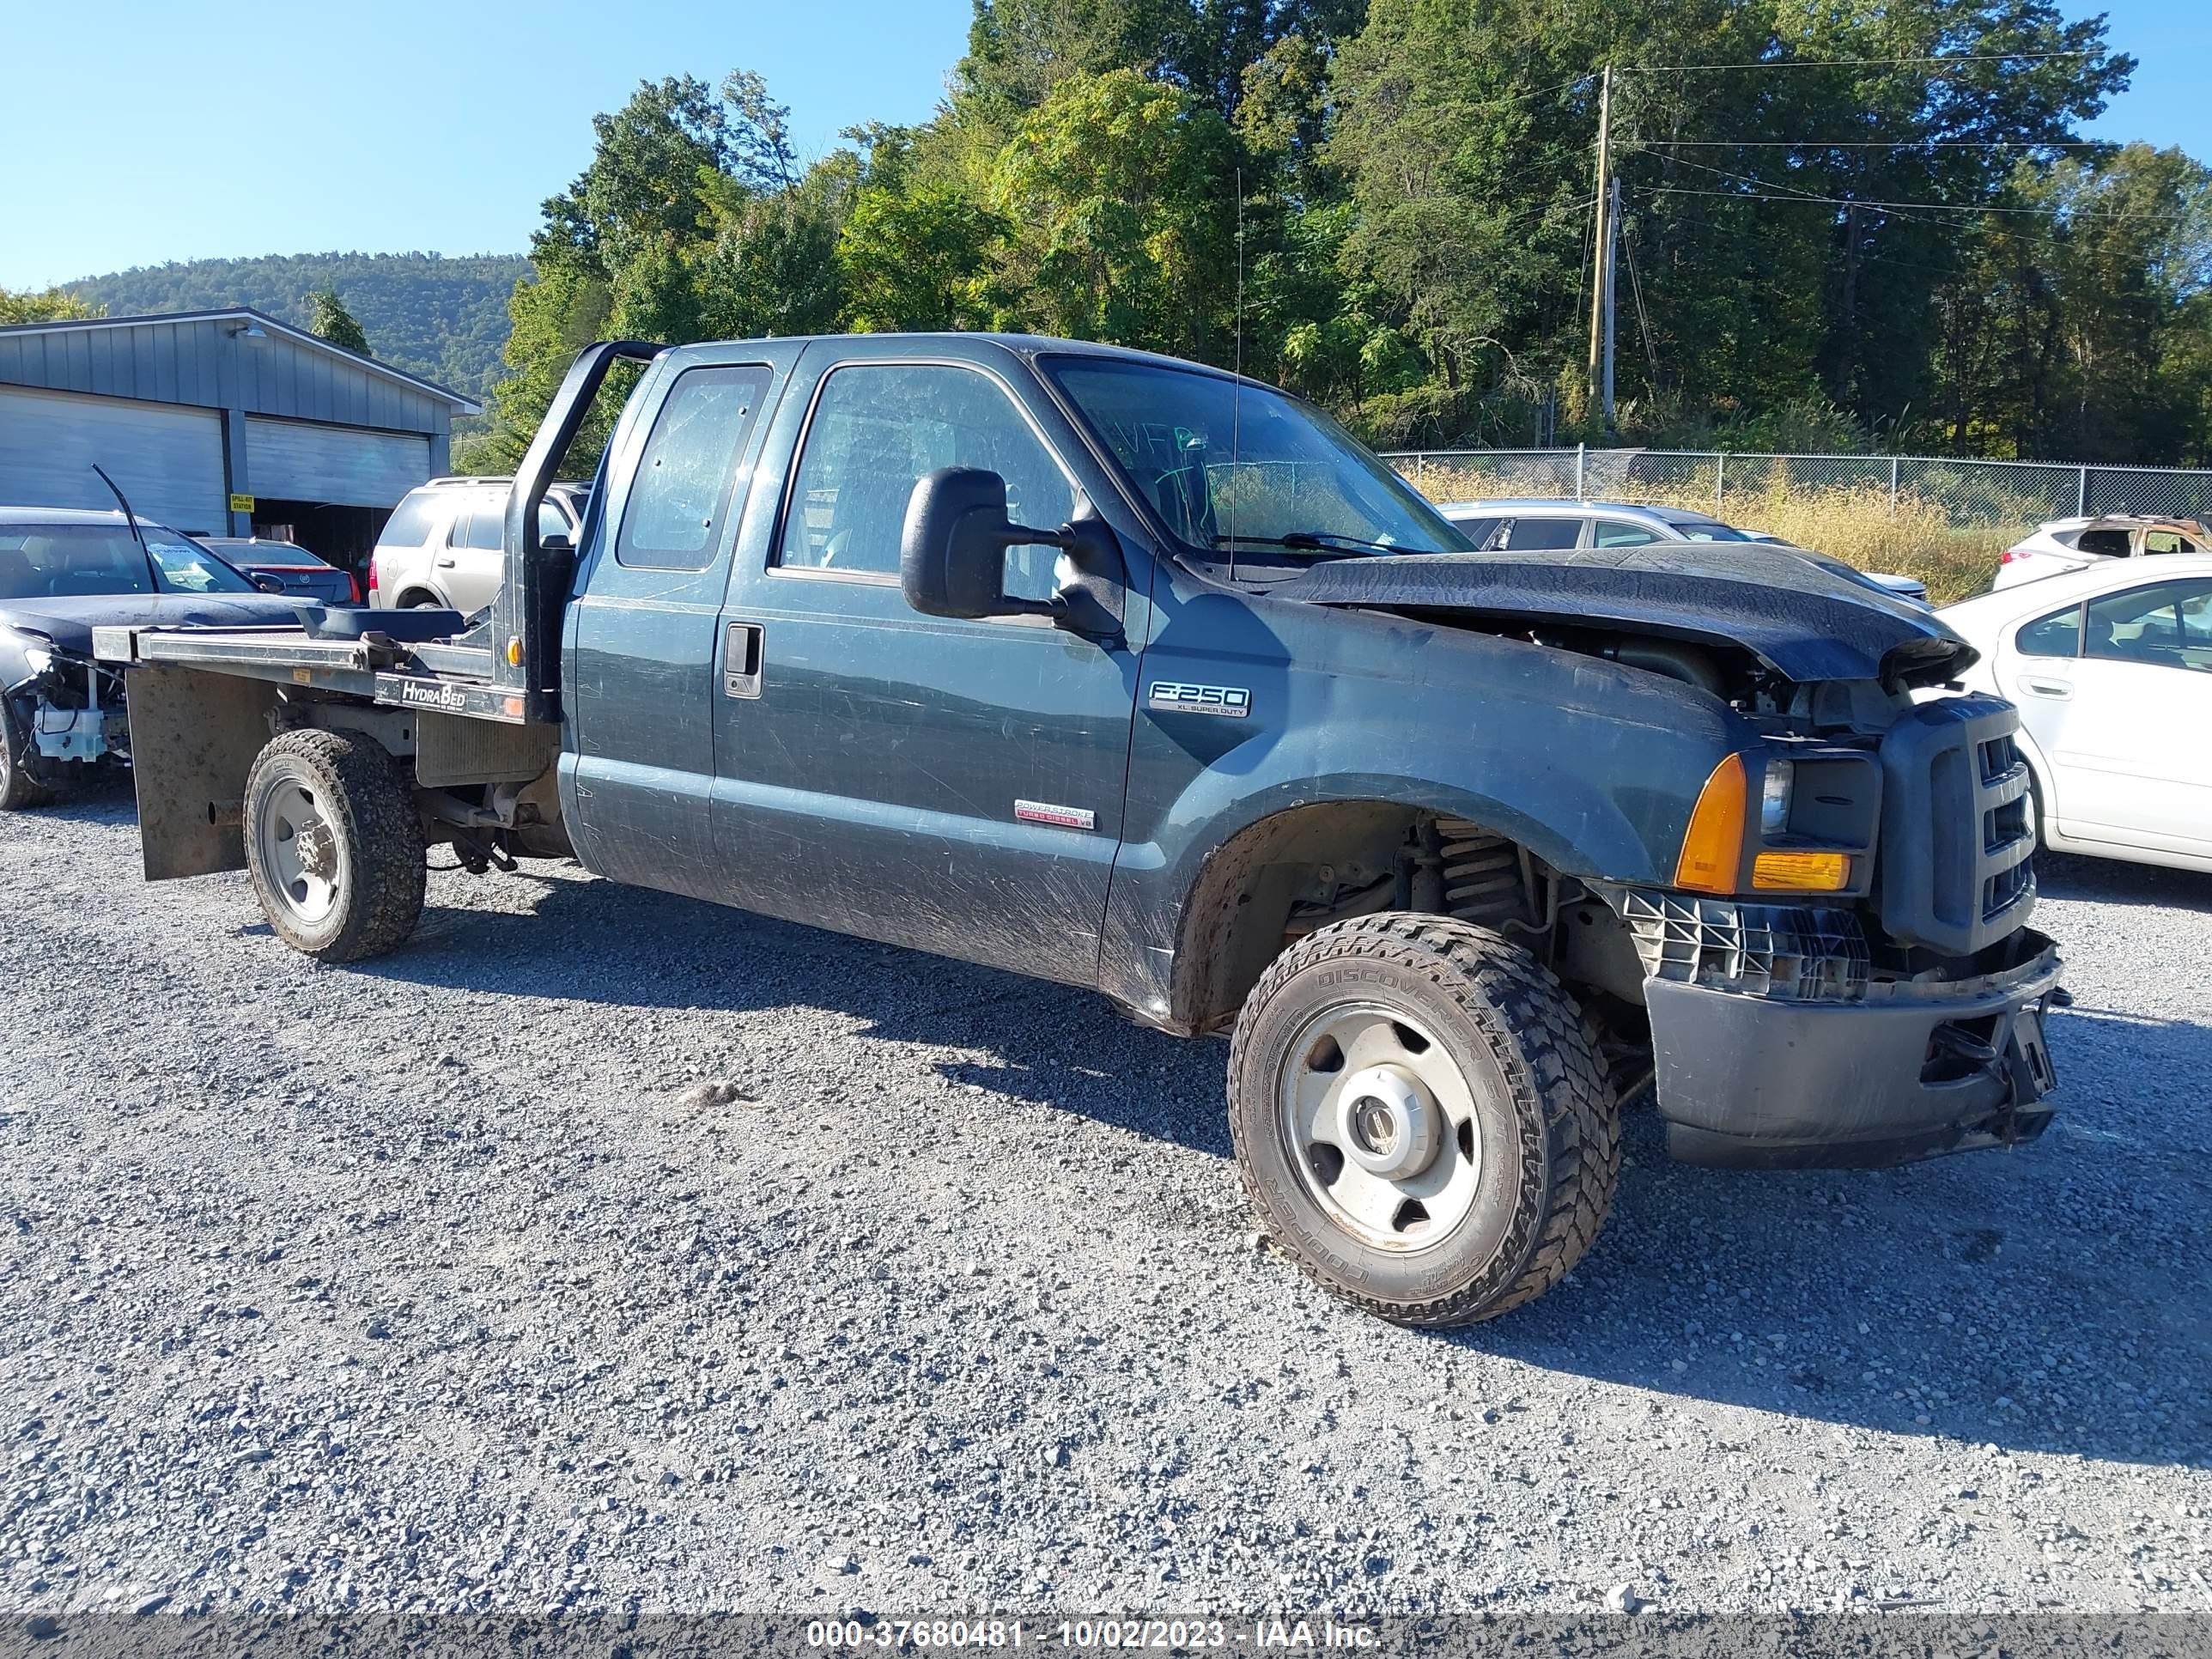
[708,349,1147,983]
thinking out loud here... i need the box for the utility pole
[1585,64,1613,423]
[1602,173,1620,437]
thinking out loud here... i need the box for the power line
[1648,183,2199,223]
[1648,137,2118,149]
[1617,51,2102,72]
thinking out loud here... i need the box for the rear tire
[1227,913,1620,1326]
[0,706,56,811]
[243,729,425,962]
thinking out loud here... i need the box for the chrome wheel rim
[1276,1003,1483,1251]
[258,778,343,924]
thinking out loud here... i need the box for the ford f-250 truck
[93,333,2063,1325]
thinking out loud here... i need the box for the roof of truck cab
[662,332,1254,380]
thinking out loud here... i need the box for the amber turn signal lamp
[506,635,524,667]
[1674,753,1747,894]
[1752,850,1851,891]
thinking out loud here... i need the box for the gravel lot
[3,788,2209,1625]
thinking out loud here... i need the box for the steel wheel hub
[1277,1003,1484,1252]
[259,779,343,924]
[1340,1065,1439,1181]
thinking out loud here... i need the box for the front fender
[1097,599,1746,1027]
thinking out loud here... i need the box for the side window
[2014,605,2082,659]
[1449,515,1501,549]
[2076,528,2130,558]
[537,500,574,544]
[615,365,772,571]
[2085,579,2212,668]
[777,362,1079,599]
[378,493,440,549]
[1593,519,1662,548]
[1501,517,1581,550]
[456,506,504,551]
[2143,530,2192,556]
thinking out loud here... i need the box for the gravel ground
[2,789,2209,1625]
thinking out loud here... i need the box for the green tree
[987,68,1237,357]
[838,183,1006,331]
[0,287,100,324]
[307,288,370,354]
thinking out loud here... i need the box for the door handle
[724,621,765,699]
[434,556,457,568]
[2019,677,2072,700]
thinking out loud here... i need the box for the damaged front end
[3,628,131,787]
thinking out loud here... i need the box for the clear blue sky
[1,0,2206,291]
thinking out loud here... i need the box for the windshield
[0,523,258,600]
[1045,357,1473,559]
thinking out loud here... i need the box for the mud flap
[126,666,280,880]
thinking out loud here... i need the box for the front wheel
[0,705,55,811]
[1227,914,1620,1326]
[243,729,425,962]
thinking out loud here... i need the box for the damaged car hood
[0,594,301,659]
[1273,545,1975,684]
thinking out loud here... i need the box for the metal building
[0,307,480,565]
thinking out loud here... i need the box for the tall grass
[1410,475,2019,605]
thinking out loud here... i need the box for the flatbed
[93,623,520,722]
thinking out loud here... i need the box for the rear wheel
[0,706,55,811]
[243,729,424,962]
[1228,914,1620,1325]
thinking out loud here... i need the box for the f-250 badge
[1147,680,1252,718]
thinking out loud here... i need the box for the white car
[1436,498,1930,604]
[1993,513,2208,590]
[1940,551,2212,873]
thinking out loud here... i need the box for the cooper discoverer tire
[1227,913,1620,1326]
[243,728,425,962]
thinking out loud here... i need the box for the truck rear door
[562,346,798,897]
[704,342,1151,984]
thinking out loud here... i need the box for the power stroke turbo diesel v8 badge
[1147,681,1252,718]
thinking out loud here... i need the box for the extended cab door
[562,347,798,899]
[706,343,1150,983]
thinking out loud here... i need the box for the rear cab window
[617,366,773,570]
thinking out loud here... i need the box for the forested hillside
[459,0,2212,473]
[67,252,528,405]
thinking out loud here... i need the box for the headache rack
[90,337,667,730]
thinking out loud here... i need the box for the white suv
[1994,514,2208,589]
[368,477,589,615]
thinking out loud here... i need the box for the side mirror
[251,573,284,594]
[900,467,1064,622]
[540,532,574,556]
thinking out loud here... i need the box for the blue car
[0,507,303,807]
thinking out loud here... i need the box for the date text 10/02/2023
[805,1619,1382,1650]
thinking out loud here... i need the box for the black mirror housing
[252,573,284,594]
[901,466,1062,621]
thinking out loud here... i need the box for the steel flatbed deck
[92,623,528,724]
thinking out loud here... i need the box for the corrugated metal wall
[0,316,456,438]
[245,416,430,506]
[0,386,227,532]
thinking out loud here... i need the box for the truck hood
[1273,545,1976,685]
[0,594,301,659]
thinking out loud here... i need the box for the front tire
[0,705,55,811]
[1227,914,1620,1326]
[243,729,425,962]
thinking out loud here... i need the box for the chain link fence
[1383,447,2212,531]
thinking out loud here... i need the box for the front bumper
[1649,927,2064,1169]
